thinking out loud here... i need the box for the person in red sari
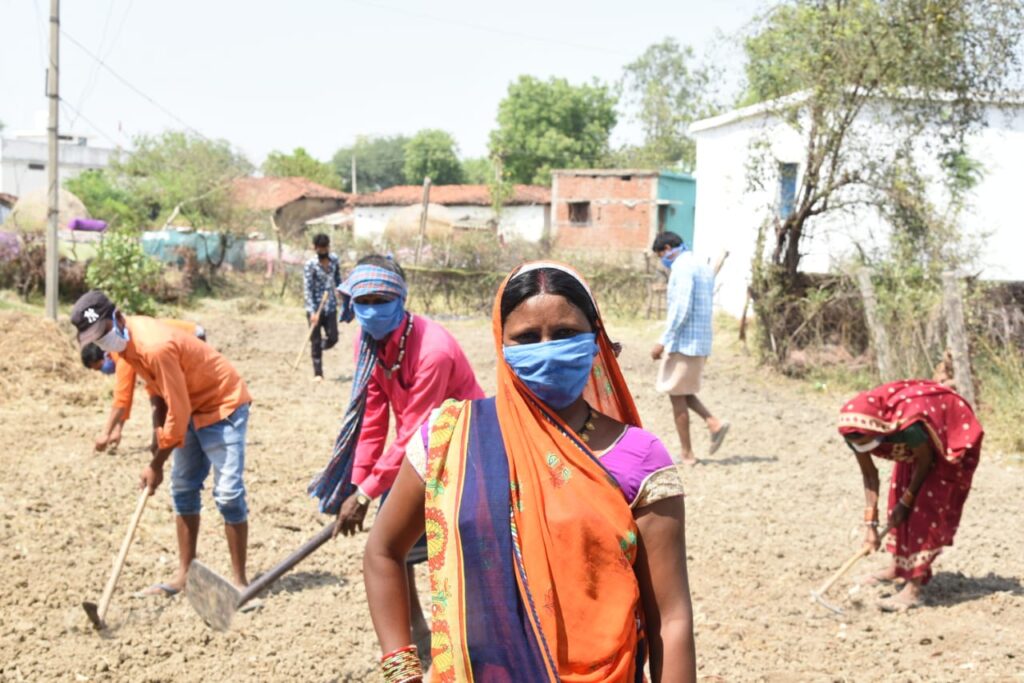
[837,379,982,611]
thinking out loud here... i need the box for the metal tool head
[185,560,242,631]
[810,590,844,615]
[82,601,105,630]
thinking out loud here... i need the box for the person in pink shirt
[309,253,483,659]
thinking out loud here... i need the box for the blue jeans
[170,403,249,524]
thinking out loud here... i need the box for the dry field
[0,300,1021,682]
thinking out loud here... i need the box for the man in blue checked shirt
[650,232,730,465]
[303,233,342,380]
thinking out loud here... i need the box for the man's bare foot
[680,454,699,467]
[856,565,900,586]
[135,580,184,597]
[878,582,922,612]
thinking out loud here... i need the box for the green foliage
[65,169,149,230]
[617,37,716,171]
[85,230,163,314]
[262,147,342,189]
[461,157,493,184]
[489,76,618,185]
[113,131,253,230]
[332,135,410,192]
[403,129,464,185]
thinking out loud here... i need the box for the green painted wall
[657,171,696,247]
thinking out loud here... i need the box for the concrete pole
[414,177,431,266]
[351,156,357,195]
[45,0,60,320]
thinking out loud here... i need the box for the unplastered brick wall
[552,173,657,251]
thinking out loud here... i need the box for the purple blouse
[414,422,676,506]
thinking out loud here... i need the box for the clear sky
[0,0,767,166]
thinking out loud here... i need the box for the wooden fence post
[942,271,977,407]
[856,269,895,380]
[414,177,431,266]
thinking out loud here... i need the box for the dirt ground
[0,300,1021,682]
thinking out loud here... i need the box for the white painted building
[350,184,551,244]
[689,95,1024,316]
[1,131,117,196]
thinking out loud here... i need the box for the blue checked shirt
[661,251,714,356]
[303,254,342,314]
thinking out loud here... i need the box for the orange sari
[423,262,646,682]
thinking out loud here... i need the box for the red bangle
[380,645,417,662]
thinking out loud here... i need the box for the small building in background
[0,130,117,197]
[350,184,550,243]
[231,176,349,238]
[689,94,1024,317]
[549,169,696,254]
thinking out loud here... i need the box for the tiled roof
[0,192,18,208]
[231,177,348,211]
[351,184,550,207]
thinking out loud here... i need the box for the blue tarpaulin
[141,230,247,270]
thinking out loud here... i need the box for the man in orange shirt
[71,291,252,596]
[82,320,206,453]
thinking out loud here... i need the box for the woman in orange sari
[364,263,696,682]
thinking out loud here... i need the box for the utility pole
[45,0,60,320]
[351,156,357,194]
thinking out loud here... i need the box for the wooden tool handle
[291,291,331,370]
[237,522,335,607]
[813,523,892,598]
[97,490,150,620]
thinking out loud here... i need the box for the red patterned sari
[837,380,982,584]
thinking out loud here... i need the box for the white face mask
[94,313,129,353]
[849,437,882,453]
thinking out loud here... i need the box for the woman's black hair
[500,267,598,329]
[357,253,406,281]
[81,342,105,368]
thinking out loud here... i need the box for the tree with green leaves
[65,168,150,230]
[113,131,253,229]
[618,37,716,171]
[489,76,617,185]
[403,129,464,185]
[743,0,1023,280]
[332,135,410,192]
[263,147,342,189]
[461,157,493,185]
[742,0,1023,365]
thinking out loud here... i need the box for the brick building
[550,169,695,252]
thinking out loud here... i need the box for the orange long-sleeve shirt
[120,317,251,450]
[110,319,202,421]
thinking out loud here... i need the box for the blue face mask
[503,333,599,409]
[353,298,406,340]
[100,355,116,375]
[661,246,683,270]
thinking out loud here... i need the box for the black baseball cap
[70,290,116,347]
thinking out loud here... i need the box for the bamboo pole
[942,271,976,407]
[856,269,894,380]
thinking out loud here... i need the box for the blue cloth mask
[661,245,684,270]
[100,354,116,375]
[353,298,406,340]
[503,333,599,409]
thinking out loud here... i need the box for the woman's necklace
[574,402,598,443]
[376,314,414,380]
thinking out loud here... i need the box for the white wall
[353,204,549,243]
[692,102,1024,317]
[0,137,117,196]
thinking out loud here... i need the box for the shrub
[85,231,162,314]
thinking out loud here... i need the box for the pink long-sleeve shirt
[352,314,484,499]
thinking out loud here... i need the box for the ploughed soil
[0,302,1021,682]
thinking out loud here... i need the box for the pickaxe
[810,524,891,615]
[185,521,334,630]
[83,490,149,630]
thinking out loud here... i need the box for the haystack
[0,311,100,407]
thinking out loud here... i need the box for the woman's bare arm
[634,496,696,683]
[364,458,426,654]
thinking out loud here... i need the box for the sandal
[135,582,181,598]
[708,422,731,456]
